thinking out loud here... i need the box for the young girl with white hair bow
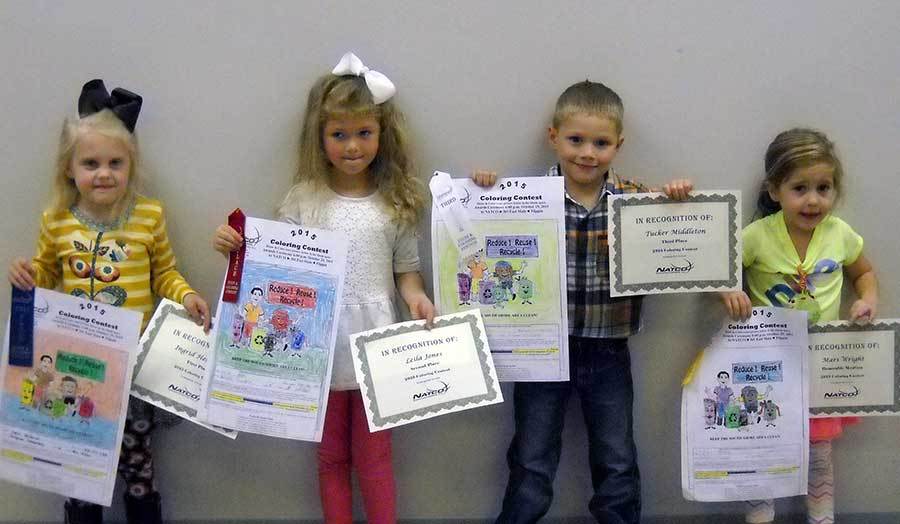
[214,52,434,523]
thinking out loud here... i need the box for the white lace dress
[280,187,420,390]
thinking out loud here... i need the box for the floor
[21,514,895,524]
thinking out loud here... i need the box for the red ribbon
[221,209,246,303]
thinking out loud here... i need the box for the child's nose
[806,192,821,206]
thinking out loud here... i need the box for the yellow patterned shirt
[31,195,196,329]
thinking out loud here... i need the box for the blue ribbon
[9,287,35,367]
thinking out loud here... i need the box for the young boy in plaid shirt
[473,80,692,524]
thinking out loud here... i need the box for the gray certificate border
[809,320,900,416]
[131,303,198,417]
[354,313,500,429]
[611,192,740,295]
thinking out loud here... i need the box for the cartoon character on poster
[703,369,778,431]
[250,327,267,352]
[492,260,527,301]
[702,398,717,429]
[492,283,509,309]
[214,257,340,383]
[739,385,771,425]
[705,371,734,427]
[229,313,244,347]
[465,250,488,292]
[434,199,568,344]
[517,275,535,305]
[761,400,781,427]
[237,284,318,359]
[453,241,537,310]
[479,280,495,305]
[737,405,750,431]
[19,378,35,409]
[51,395,67,418]
[724,399,741,429]
[37,394,55,417]
[269,309,292,350]
[26,354,56,408]
[262,332,278,357]
[77,382,95,423]
[2,345,125,449]
[287,324,306,356]
[60,376,79,416]
[456,272,472,305]
[437,218,565,324]
[241,287,266,344]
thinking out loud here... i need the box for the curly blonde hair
[48,109,142,214]
[279,73,425,227]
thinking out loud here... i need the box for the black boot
[64,499,103,524]
[124,491,162,524]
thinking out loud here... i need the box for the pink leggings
[318,389,395,524]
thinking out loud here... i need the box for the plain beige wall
[1,1,898,521]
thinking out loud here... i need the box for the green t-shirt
[743,211,863,324]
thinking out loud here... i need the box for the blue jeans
[496,337,641,524]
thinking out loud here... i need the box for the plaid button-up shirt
[547,164,649,338]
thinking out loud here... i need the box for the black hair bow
[78,79,142,133]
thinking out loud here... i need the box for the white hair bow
[331,52,396,104]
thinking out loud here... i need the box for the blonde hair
[279,73,425,227]
[49,109,142,213]
[756,128,844,218]
[552,80,624,134]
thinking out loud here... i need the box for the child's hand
[8,258,36,291]
[407,294,436,329]
[721,291,752,321]
[213,225,243,256]
[183,293,211,333]
[849,298,876,324]
[662,179,693,201]
[471,170,497,188]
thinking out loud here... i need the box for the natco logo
[823,386,860,399]
[33,298,50,319]
[412,381,450,402]
[168,383,200,401]
[656,259,694,274]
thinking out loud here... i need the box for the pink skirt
[810,416,860,441]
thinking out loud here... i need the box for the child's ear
[548,126,559,148]
[766,182,780,203]
[616,134,625,150]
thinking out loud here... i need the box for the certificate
[0,288,141,506]
[349,310,503,431]
[681,307,809,502]
[431,175,569,382]
[200,217,347,441]
[609,191,742,296]
[131,299,236,438]
[808,319,900,417]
